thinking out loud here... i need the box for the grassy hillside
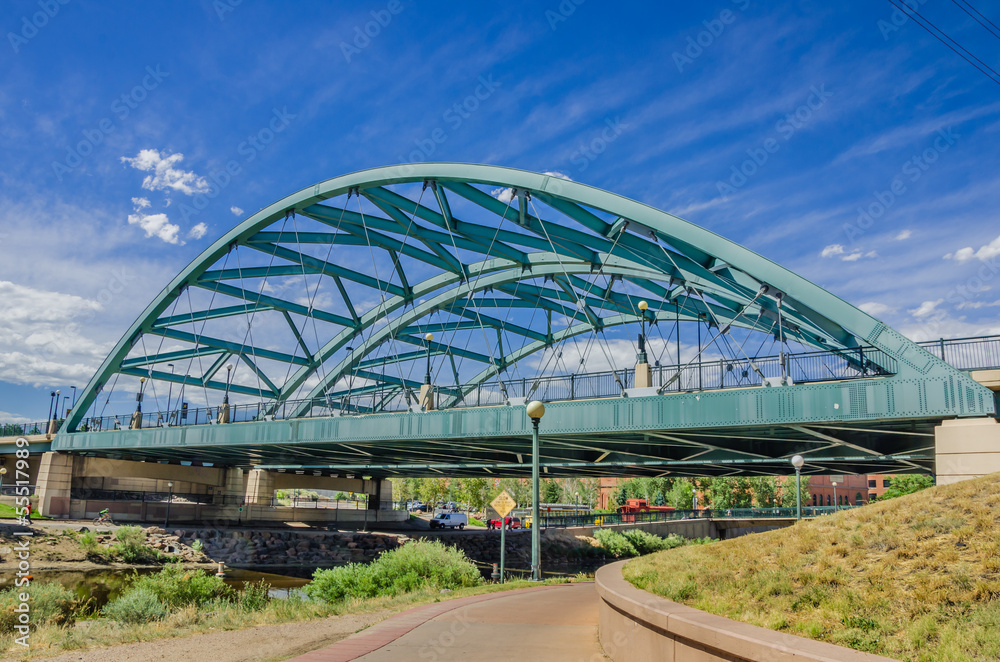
[624,473,1000,661]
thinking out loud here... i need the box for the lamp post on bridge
[420,333,435,411]
[791,455,804,521]
[527,400,545,582]
[219,364,233,424]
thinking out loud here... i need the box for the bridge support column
[367,479,392,510]
[35,452,75,518]
[420,384,435,410]
[217,467,245,506]
[634,361,652,388]
[245,469,274,505]
[935,417,1000,485]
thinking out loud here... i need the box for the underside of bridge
[55,164,995,480]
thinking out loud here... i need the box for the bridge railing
[48,334,1000,432]
[917,334,1000,371]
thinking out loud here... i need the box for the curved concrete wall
[596,560,896,662]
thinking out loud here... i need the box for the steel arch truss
[66,165,990,447]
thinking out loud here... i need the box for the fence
[535,505,858,529]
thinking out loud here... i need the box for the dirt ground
[5,611,389,662]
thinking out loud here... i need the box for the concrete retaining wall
[596,560,896,662]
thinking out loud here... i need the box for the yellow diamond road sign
[491,490,517,518]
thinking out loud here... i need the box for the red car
[489,516,521,530]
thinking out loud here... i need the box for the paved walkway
[290,582,606,662]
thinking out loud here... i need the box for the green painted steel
[57,163,995,476]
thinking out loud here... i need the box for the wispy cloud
[121,149,210,196]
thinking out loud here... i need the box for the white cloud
[188,222,208,240]
[121,149,210,196]
[0,410,32,424]
[864,250,878,258]
[131,197,151,209]
[909,299,943,318]
[956,299,1000,310]
[491,186,516,204]
[858,302,893,317]
[842,251,863,262]
[944,234,1000,263]
[543,171,573,181]
[0,281,111,387]
[230,206,244,216]
[895,229,911,240]
[820,244,844,258]
[128,212,181,244]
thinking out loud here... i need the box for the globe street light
[831,478,839,512]
[0,467,7,495]
[526,400,546,582]
[791,455,805,520]
[164,481,174,528]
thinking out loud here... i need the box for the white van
[429,512,468,530]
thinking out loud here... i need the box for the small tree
[541,478,563,504]
[666,479,695,509]
[878,475,934,501]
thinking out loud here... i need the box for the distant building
[805,474,869,507]
[865,474,895,501]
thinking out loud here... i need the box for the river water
[2,560,602,610]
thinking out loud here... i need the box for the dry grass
[624,472,1000,661]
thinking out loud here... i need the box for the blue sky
[1,0,999,422]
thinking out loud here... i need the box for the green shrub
[102,587,167,624]
[128,564,233,608]
[594,529,638,558]
[113,526,155,563]
[621,529,687,555]
[0,582,80,633]
[236,580,271,612]
[305,539,481,603]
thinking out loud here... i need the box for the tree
[653,490,666,506]
[458,477,491,513]
[418,478,449,505]
[878,475,934,501]
[747,477,779,507]
[541,478,563,503]
[666,478,695,509]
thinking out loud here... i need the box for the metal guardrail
[10,334,1000,433]
[538,505,859,528]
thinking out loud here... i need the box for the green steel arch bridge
[52,164,997,481]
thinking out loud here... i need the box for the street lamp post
[791,455,805,520]
[0,467,7,495]
[832,479,838,512]
[424,333,434,385]
[164,481,174,528]
[70,385,77,409]
[47,391,56,423]
[527,400,545,582]
[165,364,175,424]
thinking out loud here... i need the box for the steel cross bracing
[56,164,995,477]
